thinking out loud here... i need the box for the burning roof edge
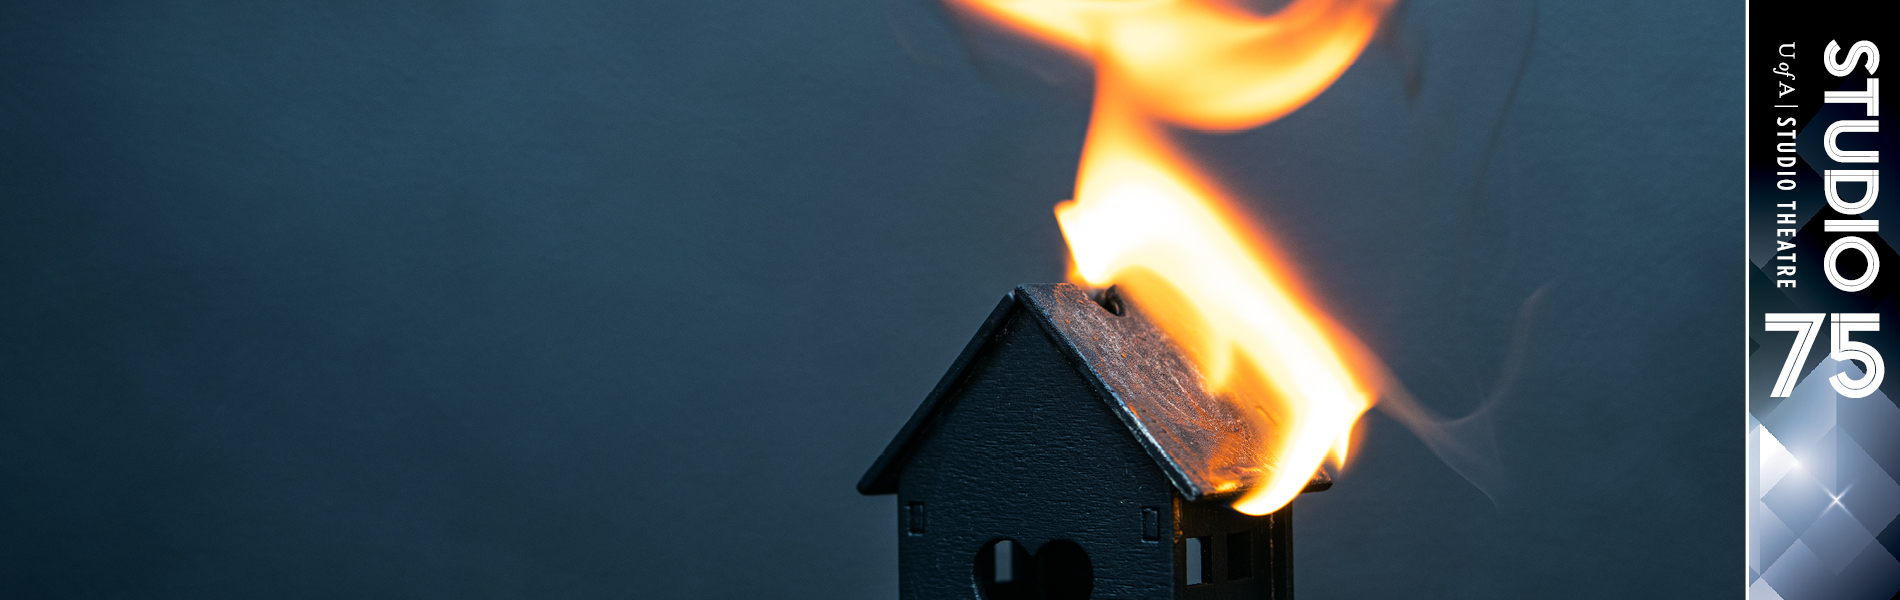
[857,283,1330,501]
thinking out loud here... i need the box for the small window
[1227,531,1253,580]
[995,540,1016,583]
[1141,507,1160,542]
[905,502,925,536]
[1183,536,1212,586]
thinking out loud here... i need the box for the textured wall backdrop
[0,0,1738,598]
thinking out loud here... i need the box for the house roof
[857,283,1329,501]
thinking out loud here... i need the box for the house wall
[1174,498,1292,600]
[895,310,1177,600]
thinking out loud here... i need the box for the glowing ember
[950,0,1396,515]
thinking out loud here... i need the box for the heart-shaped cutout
[974,539,1094,600]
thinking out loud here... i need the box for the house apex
[857,283,1329,502]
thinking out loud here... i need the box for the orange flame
[951,0,1394,515]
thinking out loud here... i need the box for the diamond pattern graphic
[1833,537,1900,600]
[1762,541,1831,600]
[1802,503,1877,574]
[1754,359,1900,600]
[1765,463,1831,536]
[1833,430,1900,534]
[1761,428,1798,498]
[1764,371,1839,483]
[1841,389,1900,483]
[1758,498,1799,572]
[1750,576,1786,600]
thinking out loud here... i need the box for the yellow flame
[951,0,1393,515]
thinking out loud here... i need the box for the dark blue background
[0,0,1739,598]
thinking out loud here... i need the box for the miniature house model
[859,284,1328,600]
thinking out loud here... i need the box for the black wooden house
[859,283,1328,600]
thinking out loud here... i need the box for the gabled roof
[858,283,1328,501]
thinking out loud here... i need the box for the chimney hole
[1091,287,1126,316]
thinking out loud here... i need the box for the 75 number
[1765,313,1885,398]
